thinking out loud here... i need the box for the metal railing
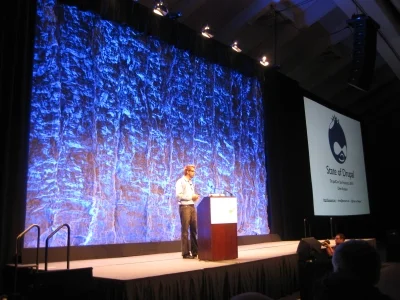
[14,224,41,293]
[44,223,71,271]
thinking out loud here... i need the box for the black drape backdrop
[0,0,37,292]
[264,70,314,240]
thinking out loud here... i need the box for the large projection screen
[23,0,269,248]
[304,97,370,216]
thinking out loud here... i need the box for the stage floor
[40,240,302,281]
[12,238,391,300]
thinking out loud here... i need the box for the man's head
[334,233,345,245]
[332,239,381,285]
[184,165,196,179]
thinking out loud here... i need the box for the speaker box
[347,14,380,91]
[296,237,323,261]
[297,238,332,300]
[386,229,400,262]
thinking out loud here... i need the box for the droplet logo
[328,116,347,164]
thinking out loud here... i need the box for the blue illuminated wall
[25,0,269,247]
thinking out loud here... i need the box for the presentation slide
[304,97,370,216]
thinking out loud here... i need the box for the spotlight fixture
[231,41,242,53]
[201,25,214,39]
[259,56,269,67]
[153,1,168,17]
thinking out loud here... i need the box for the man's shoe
[183,254,195,259]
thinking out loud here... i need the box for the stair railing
[14,224,41,293]
[44,223,71,271]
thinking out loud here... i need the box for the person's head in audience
[332,239,381,284]
[313,240,391,300]
[334,233,345,246]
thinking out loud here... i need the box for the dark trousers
[179,205,198,256]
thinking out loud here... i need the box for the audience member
[323,233,345,257]
[313,239,392,300]
[377,262,400,300]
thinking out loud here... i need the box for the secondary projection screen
[304,97,370,216]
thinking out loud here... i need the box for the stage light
[231,41,242,53]
[201,25,214,39]
[153,1,168,17]
[258,5,279,68]
[259,56,269,66]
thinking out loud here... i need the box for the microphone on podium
[209,185,232,196]
[223,189,233,196]
[209,184,216,194]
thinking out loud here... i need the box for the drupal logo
[328,115,347,164]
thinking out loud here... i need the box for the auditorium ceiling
[137,0,400,125]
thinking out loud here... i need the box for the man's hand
[325,244,334,256]
[192,194,200,201]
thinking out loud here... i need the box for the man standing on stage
[176,164,200,259]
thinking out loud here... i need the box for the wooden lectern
[197,196,238,261]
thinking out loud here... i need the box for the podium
[197,196,238,261]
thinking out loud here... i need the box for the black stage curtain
[0,0,37,293]
[202,255,299,300]
[263,70,313,240]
